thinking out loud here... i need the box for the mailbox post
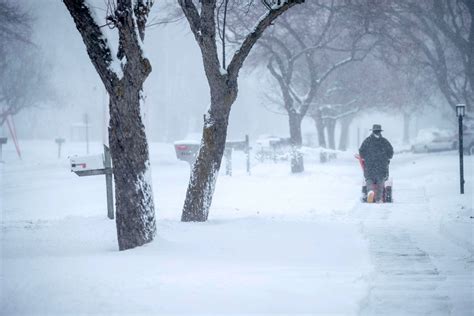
[70,145,114,219]
[224,148,233,176]
[83,113,90,154]
[245,135,251,175]
[0,137,7,162]
[175,135,251,176]
[55,138,65,158]
[225,135,252,176]
[103,145,114,219]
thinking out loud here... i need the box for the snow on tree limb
[63,0,120,91]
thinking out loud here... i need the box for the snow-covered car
[255,135,291,162]
[411,130,457,153]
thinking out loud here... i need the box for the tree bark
[181,83,236,222]
[288,112,304,173]
[178,0,304,222]
[64,0,156,250]
[109,87,156,250]
[338,115,352,151]
[326,118,336,150]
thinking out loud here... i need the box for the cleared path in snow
[353,154,473,315]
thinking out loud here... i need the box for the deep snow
[1,140,472,315]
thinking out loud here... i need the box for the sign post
[70,145,114,219]
[0,137,7,162]
[55,138,65,158]
[245,135,251,175]
[83,113,90,154]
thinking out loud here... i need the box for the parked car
[411,129,457,153]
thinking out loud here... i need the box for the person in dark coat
[359,124,394,202]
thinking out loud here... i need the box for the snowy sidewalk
[354,154,473,315]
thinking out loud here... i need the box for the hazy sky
[5,0,456,148]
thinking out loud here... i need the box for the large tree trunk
[63,0,157,251]
[288,112,304,173]
[338,115,352,151]
[181,85,235,222]
[109,88,156,250]
[403,112,410,144]
[326,118,336,150]
[178,0,304,222]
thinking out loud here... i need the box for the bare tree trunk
[64,0,156,250]
[178,0,303,222]
[326,118,336,150]
[312,111,327,148]
[288,112,304,173]
[338,115,352,151]
[403,112,410,144]
[109,90,156,249]
[182,84,236,222]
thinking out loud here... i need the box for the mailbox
[70,145,114,219]
[70,154,105,176]
[174,135,251,175]
[174,140,201,164]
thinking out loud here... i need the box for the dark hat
[370,124,383,131]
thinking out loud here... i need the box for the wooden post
[224,148,232,176]
[245,134,251,175]
[55,138,65,158]
[84,113,89,154]
[0,137,7,162]
[104,145,114,219]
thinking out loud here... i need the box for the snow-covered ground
[1,141,472,315]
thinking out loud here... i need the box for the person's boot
[367,190,375,203]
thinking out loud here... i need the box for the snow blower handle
[354,154,365,171]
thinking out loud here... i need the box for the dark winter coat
[359,134,394,179]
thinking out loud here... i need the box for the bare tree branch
[227,0,304,77]
[63,0,119,92]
